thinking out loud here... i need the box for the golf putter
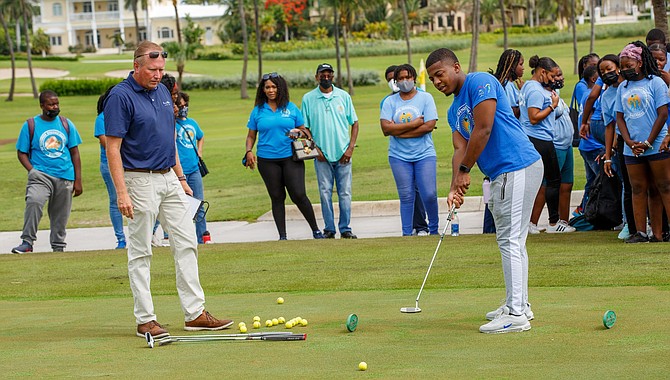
[401,205,456,313]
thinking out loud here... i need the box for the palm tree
[499,0,507,50]
[173,0,182,43]
[238,0,249,99]
[468,0,480,73]
[20,0,37,98]
[253,0,262,83]
[571,0,577,74]
[651,0,668,38]
[399,0,411,64]
[589,0,594,53]
[479,0,499,33]
[333,0,342,87]
[124,0,141,45]
[339,0,358,94]
[0,0,18,101]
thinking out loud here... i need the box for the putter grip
[262,334,306,341]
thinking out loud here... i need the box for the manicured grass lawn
[0,233,668,377]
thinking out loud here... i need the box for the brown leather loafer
[184,310,234,331]
[137,320,169,338]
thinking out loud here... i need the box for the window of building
[53,3,62,16]
[50,36,63,46]
[108,0,118,11]
[138,28,147,41]
[158,27,173,39]
[83,2,92,12]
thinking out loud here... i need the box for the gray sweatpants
[488,159,543,315]
[21,169,74,249]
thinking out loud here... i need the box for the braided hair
[578,53,600,79]
[491,49,523,86]
[633,40,661,78]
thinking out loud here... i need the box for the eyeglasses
[262,72,279,80]
[134,51,168,59]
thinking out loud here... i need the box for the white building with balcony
[34,0,226,54]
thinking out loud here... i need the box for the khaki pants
[124,170,205,325]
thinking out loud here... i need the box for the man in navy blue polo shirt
[104,41,233,338]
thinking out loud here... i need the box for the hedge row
[495,21,653,47]
[39,78,122,96]
[0,55,79,61]
[181,70,380,90]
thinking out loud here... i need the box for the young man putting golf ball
[426,48,543,334]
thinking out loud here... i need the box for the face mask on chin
[45,109,60,118]
[388,79,399,93]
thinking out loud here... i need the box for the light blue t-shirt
[519,80,555,141]
[503,81,521,109]
[447,72,541,180]
[301,86,358,162]
[578,91,604,152]
[615,76,670,156]
[176,118,204,175]
[600,85,620,135]
[380,91,438,162]
[247,101,304,159]
[93,112,107,165]
[553,98,574,150]
[16,115,82,181]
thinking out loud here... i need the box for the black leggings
[528,136,560,224]
[257,157,319,238]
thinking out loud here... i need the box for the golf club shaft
[163,331,294,340]
[414,205,456,306]
[157,333,306,345]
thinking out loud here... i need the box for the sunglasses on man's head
[262,72,279,80]
[134,51,168,59]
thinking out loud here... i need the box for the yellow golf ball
[272,318,279,326]
[238,322,246,328]
[300,319,308,326]
[285,321,293,329]
[239,325,248,333]
[278,317,286,324]
[253,316,261,322]
[358,362,368,371]
[265,319,273,327]
[253,321,261,329]
[277,297,284,304]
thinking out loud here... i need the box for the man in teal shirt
[301,63,359,239]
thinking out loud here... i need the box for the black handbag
[569,93,581,148]
[179,122,208,178]
[292,139,319,161]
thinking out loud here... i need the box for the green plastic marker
[603,310,616,329]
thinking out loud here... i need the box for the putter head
[400,306,422,313]
[145,332,155,349]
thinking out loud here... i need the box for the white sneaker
[528,223,543,234]
[480,307,531,334]
[617,224,630,240]
[161,238,170,247]
[485,302,534,321]
[545,220,576,233]
[151,231,162,247]
[417,230,429,237]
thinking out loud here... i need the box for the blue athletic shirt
[380,90,438,162]
[519,80,555,141]
[247,101,304,159]
[16,114,82,181]
[104,72,176,170]
[615,76,670,157]
[578,91,604,152]
[176,118,204,175]
[503,81,521,109]
[447,72,541,180]
[93,112,107,165]
[600,85,620,135]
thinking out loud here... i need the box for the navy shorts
[624,151,670,165]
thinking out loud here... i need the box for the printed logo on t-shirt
[621,88,651,119]
[39,129,67,158]
[455,104,473,139]
[476,83,492,100]
[394,105,421,124]
[177,125,196,149]
[281,108,291,118]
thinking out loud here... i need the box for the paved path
[0,192,584,254]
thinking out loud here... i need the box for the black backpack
[584,162,622,230]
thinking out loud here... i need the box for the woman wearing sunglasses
[244,73,325,240]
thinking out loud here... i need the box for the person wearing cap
[104,40,233,339]
[301,63,360,239]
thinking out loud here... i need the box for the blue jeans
[186,171,207,244]
[389,156,439,235]
[314,159,353,233]
[100,162,125,243]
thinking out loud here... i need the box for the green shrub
[0,54,78,61]
[39,78,123,96]
[496,21,652,47]
[181,70,379,90]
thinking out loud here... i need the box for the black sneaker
[52,247,64,252]
[313,230,325,239]
[11,241,33,254]
[341,231,357,239]
[323,231,336,239]
[625,232,649,244]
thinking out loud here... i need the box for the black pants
[528,136,560,224]
[257,157,319,238]
[617,135,637,234]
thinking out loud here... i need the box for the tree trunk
[589,0,595,53]
[468,0,479,73]
[571,0,578,75]
[652,0,668,38]
[499,0,507,50]
[342,23,354,95]
[400,0,411,65]
[527,0,533,27]
[1,10,16,101]
[284,23,288,42]
[177,61,184,87]
[21,0,37,98]
[253,0,262,82]
[173,0,182,43]
[239,0,249,99]
[333,0,342,88]
[132,1,140,45]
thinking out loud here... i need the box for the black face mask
[601,71,620,86]
[620,68,639,81]
[45,109,60,118]
[551,79,564,90]
[319,78,332,89]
